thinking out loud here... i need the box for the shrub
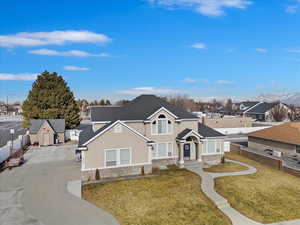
[221,156,225,164]
[141,166,145,175]
[152,167,160,174]
[95,169,100,180]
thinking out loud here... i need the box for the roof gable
[81,120,152,147]
[245,102,276,114]
[147,107,178,120]
[30,119,65,133]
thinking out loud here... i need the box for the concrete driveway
[0,144,119,225]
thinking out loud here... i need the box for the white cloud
[64,65,90,71]
[147,0,252,17]
[28,48,110,57]
[285,5,298,13]
[118,87,180,95]
[287,48,300,53]
[256,48,268,53]
[191,42,206,49]
[0,30,111,48]
[217,80,235,85]
[183,77,208,83]
[0,73,37,81]
[183,77,197,83]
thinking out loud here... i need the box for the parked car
[264,149,274,155]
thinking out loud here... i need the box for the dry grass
[214,152,300,223]
[83,168,232,225]
[203,162,248,173]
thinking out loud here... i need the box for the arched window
[151,114,172,135]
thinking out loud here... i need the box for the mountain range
[252,93,300,106]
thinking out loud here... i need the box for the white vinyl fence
[65,129,80,141]
[0,133,30,164]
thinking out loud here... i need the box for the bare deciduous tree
[271,103,287,122]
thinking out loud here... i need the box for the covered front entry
[177,131,202,167]
[183,143,191,159]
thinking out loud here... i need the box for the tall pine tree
[22,71,80,129]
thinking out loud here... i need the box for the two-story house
[78,95,225,180]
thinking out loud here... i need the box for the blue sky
[1,0,300,102]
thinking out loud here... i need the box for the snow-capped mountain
[253,93,300,106]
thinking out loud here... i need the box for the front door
[184,143,190,159]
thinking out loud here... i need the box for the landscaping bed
[203,161,248,173]
[83,167,232,225]
[214,152,300,223]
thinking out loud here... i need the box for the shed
[29,119,65,146]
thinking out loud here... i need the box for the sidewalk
[185,159,300,225]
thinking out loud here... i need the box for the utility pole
[6,95,8,115]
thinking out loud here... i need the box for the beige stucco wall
[93,123,107,132]
[37,121,55,145]
[204,117,252,128]
[248,136,296,155]
[57,132,65,143]
[84,123,150,170]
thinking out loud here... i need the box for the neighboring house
[248,122,300,155]
[78,95,226,180]
[243,102,290,122]
[29,119,65,146]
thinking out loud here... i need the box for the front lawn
[83,167,232,225]
[215,152,300,223]
[203,162,248,173]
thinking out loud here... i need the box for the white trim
[81,151,86,171]
[150,114,173,136]
[92,121,111,124]
[181,130,202,140]
[243,102,262,114]
[78,147,88,151]
[104,148,132,168]
[152,142,173,159]
[147,107,178,120]
[83,120,152,146]
[81,162,152,171]
[175,118,199,122]
[202,139,222,155]
[122,120,145,123]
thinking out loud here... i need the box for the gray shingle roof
[245,102,276,114]
[177,128,193,140]
[78,122,113,147]
[198,123,224,138]
[29,119,65,134]
[91,95,198,122]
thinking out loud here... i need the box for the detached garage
[29,119,65,146]
[248,122,300,155]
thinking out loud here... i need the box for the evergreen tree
[105,100,111,105]
[99,99,106,105]
[22,71,80,129]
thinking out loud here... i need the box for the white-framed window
[151,114,173,135]
[203,139,221,155]
[152,142,173,159]
[105,148,131,167]
[114,124,123,133]
[106,149,117,167]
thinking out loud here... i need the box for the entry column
[179,141,185,167]
[195,142,202,162]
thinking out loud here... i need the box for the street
[0,121,26,147]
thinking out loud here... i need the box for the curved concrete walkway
[186,159,300,225]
